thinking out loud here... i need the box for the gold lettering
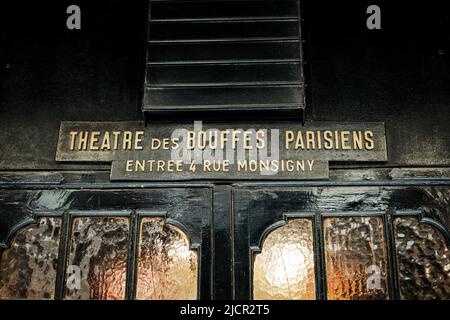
[285,131,294,149]
[166,160,174,172]
[208,131,217,149]
[232,130,240,149]
[112,131,120,150]
[297,160,305,171]
[134,131,144,150]
[244,131,252,150]
[249,160,257,172]
[162,138,170,150]
[176,160,183,172]
[324,130,333,149]
[271,160,279,172]
[78,131,88,150]
[296,132,305,149]
[238,160,247,171]
[135,160,145,172]
[198,131,206,150]
[151,139,161,150]
[172,138,179,150]
[100,132,111,150]
[260,160,270,172]
[147,160,155,171]
[220,130,229,149]
[307,160,314,171]
[364,130,375,150]
[187,131,195,150]
[123,131,132,150]
[353,131,363,149]
[204,160,211,171]
[286,160,294,172]
[89,131,100,150]
[334,131,340,149]
[317,131,322,149]
[306,131,316,149]
[212,161,222,172]
[256,130,265,149]
[69,131,77,150]
[341,131,351,150]
[126,160,133,172]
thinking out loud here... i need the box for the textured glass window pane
[394,217,450,299]
[136,217,198,300]
[0,217,61,299]
[65,217,129,300]
[253,219,315,300]
[324,217,389,300]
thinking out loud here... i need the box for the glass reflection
[64,217,129,300]
[394,217,450,299]
[0,217,61,299]
[136,217,198,300]
[324,216,389,300]
[253,218,315,300]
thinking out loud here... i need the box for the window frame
[250,209,450,300]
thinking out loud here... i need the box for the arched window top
[252,212,450,300]
[136,217,198,300]
[0,214,199,301]
[253,218,315,300]
[64,216,130,300]
[394,216,450,300]
[323,216,389,300]
[0,217,62,299]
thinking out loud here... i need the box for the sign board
[56,121,387,181]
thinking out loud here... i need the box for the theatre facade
[0,1,449,300]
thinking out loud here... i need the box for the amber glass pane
[324,216,389,300]
[0,217,61,299]
[394,217,450,299]
[136,217,198,300]
[253,218,315,300]
[64,217,129,300]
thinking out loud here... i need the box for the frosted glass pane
[136,217,198,300]
[253,218,315,300]
[394,217,450,299]
[65,217,129,300]
[0,217,61,299]
[324,216,389,300]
